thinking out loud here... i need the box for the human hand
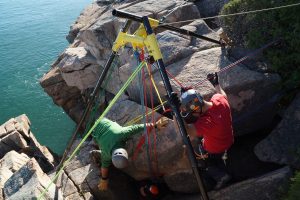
[155,117,170,130]
[207,72,219,87]
[98,179,109,191]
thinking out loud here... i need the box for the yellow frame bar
[112,18,163,61]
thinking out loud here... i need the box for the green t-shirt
[92,118,145,168]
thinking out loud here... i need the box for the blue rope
[135,50,154,177]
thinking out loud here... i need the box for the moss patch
[283,171,300,200]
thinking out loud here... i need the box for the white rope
[158,2,300,26]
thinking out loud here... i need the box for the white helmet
[112,148,129,169]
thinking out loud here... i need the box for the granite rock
[255,92,300,169]
[3,158,63,200]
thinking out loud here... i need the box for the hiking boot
[214,174,231,190]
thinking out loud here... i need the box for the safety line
[151,63,183,90]
[38,61,145,200]
[125,39,279,125]
[142,66,154,177]
[146,63,166,111]
[147,63,160,177]
[158,2,300,26]
[192,39,280,88]
[125,101,167,126]
[165,68,186,88]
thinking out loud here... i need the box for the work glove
[155,117,170,130]
[207,72,219,87]
[167,92,181,108]
[98,179,109,191]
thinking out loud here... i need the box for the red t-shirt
[194,94,234,154]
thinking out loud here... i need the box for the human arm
[122,118,170,139]
[215,84,227,98]
[101,167,109,179]
[98,153,111,191]
[207,72,227,98]
[121,124,147,139]
[98,167,109,191]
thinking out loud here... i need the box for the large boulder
[0,151,30,174]
[195,0,230,17]
[40,0,201,121]
[106,95,285,193]
[57,47,103,91]
[255,92,300,169]
[164,166,292,200]
[0,131,28,157]
[76,0,200,63]
[0,151,30,200]
[105,19,220,97]
[163,169,199,193]
[0,115,57,173]
[66,2,109,43]
[40,67,85,123]
[107,99,189,180]
[49,171,79,199]
[3,158,63,200]
[209,166,292,200]
[40,0,282,135]
[119,47,281,136]
[63,139,100,198]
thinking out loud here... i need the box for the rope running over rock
[158,2,300,26]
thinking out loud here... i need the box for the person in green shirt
[92,117,170,191]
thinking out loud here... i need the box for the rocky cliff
[27,0,300,199]
[0,113,297,199]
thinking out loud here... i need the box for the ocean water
[0,0,92,154]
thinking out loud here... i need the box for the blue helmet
[180,89,204,113]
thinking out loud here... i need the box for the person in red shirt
[179,72,234,190]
